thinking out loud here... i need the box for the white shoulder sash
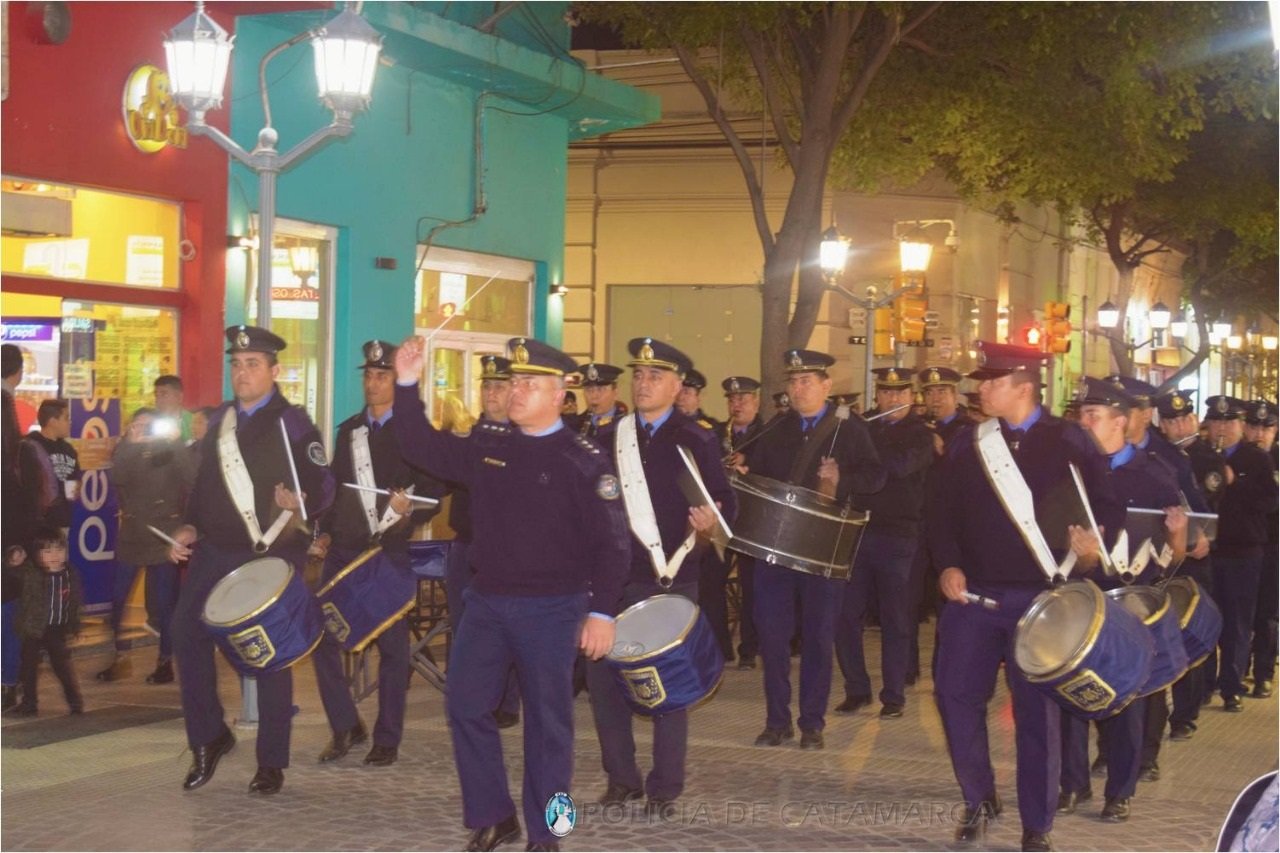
[351,424,408,538]
[615,414,697,584]
[217,407,293,552]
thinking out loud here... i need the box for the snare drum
[315,548,417,652]
[1014,580,1155,719]
[203,558,324,676]
[1105,585,1189,697]
[728,472,868,579]
[606,594,724,716]
[1164,576,1223,667]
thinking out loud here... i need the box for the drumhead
[1014,582,1106,678]
[204,558,293,626]
[608,595,698,662]
[1106,586,1167,626]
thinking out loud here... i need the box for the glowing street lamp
[1097,300,1120,330]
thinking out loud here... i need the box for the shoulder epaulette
[477,420,512,435]
[697,419,714,430]
[573,434,603,455]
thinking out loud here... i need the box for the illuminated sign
[122,64,188,153]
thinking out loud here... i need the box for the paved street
[2,624,1276,851]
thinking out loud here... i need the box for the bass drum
[606,594,723,716]
[727,472,868,580]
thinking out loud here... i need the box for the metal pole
[864,299,876,400]
[257,166,277,327]
[236,674,259,728]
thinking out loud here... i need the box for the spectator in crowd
[2,344,29,711]
[98,407,197,684]
[19,400,80,532]
[8,525,83,717]
[153,375,193,442]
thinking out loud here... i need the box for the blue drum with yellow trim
[1164,576,1223,667]
[203,557,324,676]
[1013,580,1154,720]
[316,548,417,652]
[606,594,724,716]
[1106,585,1189,697]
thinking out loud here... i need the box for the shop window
[1,178,181,289]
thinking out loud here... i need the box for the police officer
[1244,399,1278,699]
[835,367,933,718]
[585,337,735,816]
[1058,378,1187,823]
[308,340,446,767]
[676,368,720,430]
[167,325,336,795]
[445,354,523,729]
[392,335,630,853]
[928,342,1122,851]
[1155,388,1227,736]
[575,361,627,440]
[1205,395,1279,713]
[742,349,885,750]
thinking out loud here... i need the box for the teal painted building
[222,2,656,438]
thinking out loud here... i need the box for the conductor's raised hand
[395,335,425,384]
[580,615,616,660]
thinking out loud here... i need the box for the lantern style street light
[819,225,851,280]
[1096,300,1120,330]
[898,239,933,277]
[1149,301,1171,331]
[164,1,382,324]
[1169,311,1189,339]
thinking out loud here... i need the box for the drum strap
[218,407,294,551]
[351,425,408,537]
[974,418,1070,582]
[615,414,698,584]
[787,411,839,486]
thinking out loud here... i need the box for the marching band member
[1243,400,1277,700]
[309,340,446,767]
[741,349,885,750]
[927,342,1122,852]
[675,368,721,431]
[585,337,735,816]
[575,361,627,440]
[392,335,629,853]
[168,325,335,795]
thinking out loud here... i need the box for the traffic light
[1020,323,1044,349]
[1045,301,1072,354]
[897,296,928,343]
[874,307,895,356]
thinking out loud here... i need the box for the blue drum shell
[1166,577,1223,667]
[607,596,724,716]
[205,563,324,677]
[316,548,417,652]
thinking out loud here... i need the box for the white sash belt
[615,415,697,585]
[218,407,293,552]
[351,425,407,538]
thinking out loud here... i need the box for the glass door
[417,331,508,424]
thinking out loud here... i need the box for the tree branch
[831,10,900,138]
[900,1,943,39]
[741,26,801,167]
[673,42,775,255]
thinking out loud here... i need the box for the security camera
[945,232,960,252]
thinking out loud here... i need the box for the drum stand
[234,676,259,729]
[408,574,451,692]
[343,647,379,703]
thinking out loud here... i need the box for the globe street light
[1149,301,1171,331]
[165,2,382,325]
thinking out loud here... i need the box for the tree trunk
[1105,263,1137,376]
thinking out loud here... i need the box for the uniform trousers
[835,530,917,706]
[1170,563,1215,726]
[1250,541,1278,684]
[1060,701,1142,800]
[446,587,587,845]
[586,580,695,800]
[753,560,843,732]
[110,561,179,659]
[446,540,519,717]
[172,541,299,768]
[1213,554,1264,699]
[698,549,736,660]
[935,585,1060,834]
[735,557,758,661]
[1141,690,1168,767]
[312,545,410,748]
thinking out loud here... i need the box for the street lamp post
[164,2,382,326]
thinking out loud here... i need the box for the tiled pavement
[2,624,1276,851]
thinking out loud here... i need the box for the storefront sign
[62,362,94,399]
[1,322,55,342]
[70,397,121,613]
[122,64,188,153]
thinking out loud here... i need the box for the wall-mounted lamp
[289,245,319,280]
[551,284,569,297]
[227,234,259,250]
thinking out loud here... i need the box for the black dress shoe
[525,844,558,852]
[6,703,37,717]
[248,766,284,795]
[493,710,520,729]
[1252,680,1273,698]
[753,726,795,747]
[364,744,398,766]
[1224,695,1244,712]
[799,728,824,749]
[736,657,757,671]
[954,807,988,844]
[318,719,368,762]
[146,659,174,684]
[834,695,872,714]
[879,703,904,719]
[1139,761,1160,782]
[465,815,520,852]
[1056,787,1092,815]
[597,780,643,806]
[1100,796,1130,821]
[1021,829,1054,851]
[183,727,236,790]
[1168,721,1196,741]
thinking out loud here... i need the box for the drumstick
[865,403,912,422]
[343,483,441,506]
[826,404,852,456]
[147,525,194,549]
[279,417,307,522]
[963,592,999,610]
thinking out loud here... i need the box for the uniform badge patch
[236,329,251,350]
[597,474,621,500]
[307,441,327,465]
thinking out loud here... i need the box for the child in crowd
[11,525,83,716]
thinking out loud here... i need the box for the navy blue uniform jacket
[744,405,886,502]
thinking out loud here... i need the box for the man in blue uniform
[742,349,885,750]
[585,337,736,816]
[167,325,336,795]
[1205,395,1279,713]
[309,340,446,767]
[928,342,1122,852]
[575,361,627,440]
[1057,377,1187,823]
[393,335,630,853]
[676,368,720,430]
[836,367,934,719]
[1244,399,1277,699]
